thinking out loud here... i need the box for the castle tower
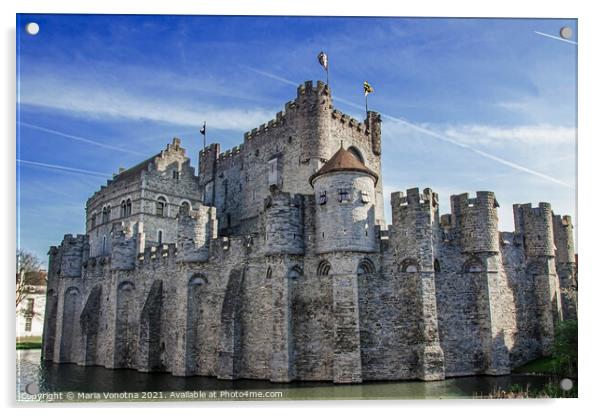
[514,202,563,355]
[310,145,378,254]
[390,188,445,380]
[110,222,136,271]
[176,206,218,263]
[297,80,332,172]
[553,214,577,320]
[59,234,87,278]
[310,146,378,383]
[450,192,510,374]
[198,143,220,205]
[264,190,304,256]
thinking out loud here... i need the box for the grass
[17,335,42,350]
[479,381,578,399]
[514,356,558,375]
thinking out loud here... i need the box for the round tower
[310,145,378,254]
[450,191,500,254]
[264,190,304,255]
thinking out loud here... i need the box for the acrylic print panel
[16,14,577,402]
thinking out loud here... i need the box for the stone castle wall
[199,81,386,237]
[42,81,577,384]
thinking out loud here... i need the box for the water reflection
[17,350,552,401]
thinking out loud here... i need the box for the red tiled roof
[310,146,378,185]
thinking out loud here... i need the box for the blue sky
[16,14,577,265]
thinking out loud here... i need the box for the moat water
[17,349,553,402]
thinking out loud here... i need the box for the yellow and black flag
[363,80,374,96]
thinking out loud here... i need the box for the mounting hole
[560,378,573,391]
[25,22,40,36]
[559,26,573,40]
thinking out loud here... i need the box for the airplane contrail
[17,159,111,178]
[18,122,147,156]
[245,66,574,189]
[534,31,578,45]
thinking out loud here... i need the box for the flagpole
[365,94,368,119]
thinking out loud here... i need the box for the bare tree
[16,249,42,309]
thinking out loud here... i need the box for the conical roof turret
[309,143,378,186]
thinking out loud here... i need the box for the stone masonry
[42,80,577,383]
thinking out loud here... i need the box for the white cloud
[19,76,277,131]
[443,124,576,147]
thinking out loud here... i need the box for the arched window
[288,265,303,280]
[400,258,420,273]
[102,235,107,254]
[317,260,331,276]
[189,273,208,286]
[157,230,163,245]
[266,267,272,280]
[120,200,127,217]
[179,201,191,215]
[102,207,107,223]
[91,213,96,228]
[126,199,132,216]
[463,257,485,273]
[434,259,441,273]
[347,146,365,164]
[357,258,376,276]
[156,196,167,217]
[106,205,111,222]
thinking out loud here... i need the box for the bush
[553,319,578,378]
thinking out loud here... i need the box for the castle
[41,80,577,383]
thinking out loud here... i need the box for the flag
[200,122,206,136]
[317,51,328,71]
[363,81,374,96]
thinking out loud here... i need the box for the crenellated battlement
[392,187,438,208]
[296,79,329,99]
[216,144,244,161]
[391,188,439,227]
[513,202,555,258]
[331,109,370,134]
[449,191,499,253]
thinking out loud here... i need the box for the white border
[3,1,600,414]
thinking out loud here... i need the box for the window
[338,188,351,203]
[400,259,420,273]
[126,199,132,216]
[25,317,32,332]
[268,157,279,187]
[120,200,127,217]
[172,170,180,180]
[157,230,163,245]
[317,261,331,276]
[318,191,327,205]
[91,214,96,228]
[106,205,111,222]
[179,201,191,215]
[26,298,34,314]
[102,235,107,254]
[156,196,167,217]
[361,190,371,203]
[102,207,107,223]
